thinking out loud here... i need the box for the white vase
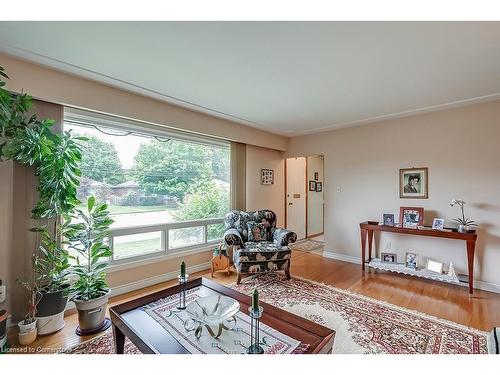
[457,225,470,233]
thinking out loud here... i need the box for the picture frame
[405,252,418,269]
[432,218,445,230]
[381,252,397,263]
[308,180,316,191]
[383,214,395,227]
[399,167,428,199]
[314,172,319,181]
[426,259,444,274]
[315,182,322,192]
[261,169,274,185]
[399,206,424,228]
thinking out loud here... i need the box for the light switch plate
[0,285,6,303]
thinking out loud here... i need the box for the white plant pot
[18,321,38,345]
[18,319,37,334]
[36,311,66,335]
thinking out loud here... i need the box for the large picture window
[64,110,230,263]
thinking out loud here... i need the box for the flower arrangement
[450,199,477,231]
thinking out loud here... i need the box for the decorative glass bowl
[184,295,240,338]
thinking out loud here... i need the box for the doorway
[285,155,324,240]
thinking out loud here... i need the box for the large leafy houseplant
[65,196,114,301]
[0,66,86,326]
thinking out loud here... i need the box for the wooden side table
[211,244,231,277]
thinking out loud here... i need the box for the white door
[286,157,307,240]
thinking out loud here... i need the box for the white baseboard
[323,251,361,265]
[322,251,500,294]
[65,261,212,312]
[109,261,212,297]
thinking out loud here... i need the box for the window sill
[106,243,217,274]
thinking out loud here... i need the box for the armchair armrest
[223,228,244,247]
[272,228,297,246]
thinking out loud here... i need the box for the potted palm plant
[65,196,114,335]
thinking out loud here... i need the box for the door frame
[285,154,324,239]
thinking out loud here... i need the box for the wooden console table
[359,221,477,294]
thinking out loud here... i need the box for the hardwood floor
[7,250,500,352]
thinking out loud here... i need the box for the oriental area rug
[65,273,488,354]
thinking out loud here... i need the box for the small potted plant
[65,196,113,334]
[450,199,478,233]
[16,255,42,346]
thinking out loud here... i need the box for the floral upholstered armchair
[223,209,297,284]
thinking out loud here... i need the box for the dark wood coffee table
[109,277,335,354]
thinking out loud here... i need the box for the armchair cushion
[233,241,291,274]
[246,221,268,242]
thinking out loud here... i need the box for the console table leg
[113,324,126,354]
[466,239,475,295]
[360,228,367,270]
[368,230,374,262]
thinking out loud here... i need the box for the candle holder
[177,274,189,310]
[247,306,264,354]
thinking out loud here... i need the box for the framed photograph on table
[400,207,424,228]
[383,214,395,227]
[405,252,418,269]
[381,252,397,263]
[426,259,444,274]
[432,218,445,230]
[399,167,428,199]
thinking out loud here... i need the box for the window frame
[63,107,230,266]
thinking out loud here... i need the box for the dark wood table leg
[112,323,126,354]
[367,230,374,262]
[360,228,367,270]
[466,239,476,295]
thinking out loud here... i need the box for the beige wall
[0,53,287,151]
[288,100,500,292]
[246,145,286,227]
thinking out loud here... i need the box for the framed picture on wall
[314,172,319,181]
[316,182,322,192]
[399,206,424,228]
[308,180,316,191]
[399,167,428,199]
[261,169,274,185]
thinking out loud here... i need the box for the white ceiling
[0,22,499,136]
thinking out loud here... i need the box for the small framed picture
[261,169,274,185]
[381,252,397,263]
[426,259,444,274]
[308,180,316,191]
[400,207,424,228]
[405,252,418,269]
[316,182,322,192]
[314,172,319,181]
[432,218,445,230]
[399,167,428,199]
[383,214,395,227]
